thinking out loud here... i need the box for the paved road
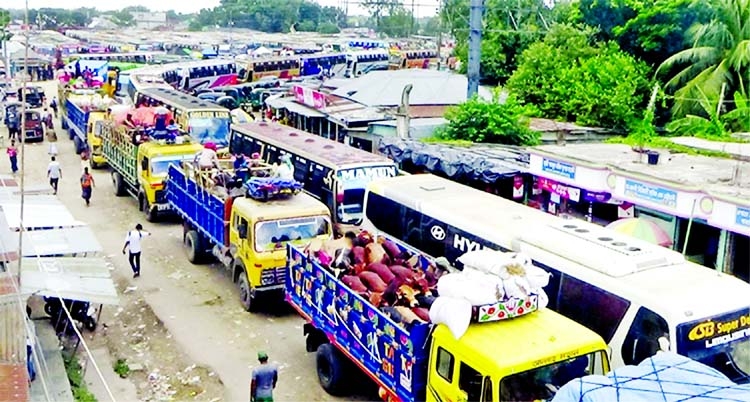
[6,80,376,402]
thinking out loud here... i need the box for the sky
[2,0,440,17]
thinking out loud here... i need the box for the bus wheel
[112,172,126,197]
[316,343,350,396]
[185,230,203,264]
[237,274,253,312]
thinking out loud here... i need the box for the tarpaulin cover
[378,138,528,183]
[552,352,750,402]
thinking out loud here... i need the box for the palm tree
[657,0,750,117]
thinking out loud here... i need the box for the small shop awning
[19,226,102,257]
[0,196,80,230]
[20,257,119,305]
[267,97,325,118]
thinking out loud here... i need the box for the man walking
[80,167,94,206]
[47,156,61,194]
[251,351,277,402]
[122,224,150,278]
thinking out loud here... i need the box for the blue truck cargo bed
[165,164,228,247]
[286,244,430,402]
[65,99,88,141]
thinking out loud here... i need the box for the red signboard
[293,85,327,110]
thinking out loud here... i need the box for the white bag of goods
[429,296,472,339]
[437,271,503,306]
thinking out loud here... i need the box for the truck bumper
[92,154,107,165]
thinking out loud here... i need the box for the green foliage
[508,24,652,129]
[607,135,732,158]
[317,22,340,34]
[109,10,135,27]
[113,358,130,378]
[0,9,10,28]
[378,8,414,37]
[657,0,750,117]
[665,87,750,139]
[65,355,98,402]
[438,95,540,145]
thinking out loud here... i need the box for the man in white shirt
[47,157,62,195]
[122,223,151,278]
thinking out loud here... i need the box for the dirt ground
[8,80,377,402]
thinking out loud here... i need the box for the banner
[293,85,326,110]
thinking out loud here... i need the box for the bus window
[621,307,669,366]
[558,275,630,343]
[365,192,405,239]
[292,156,308,183]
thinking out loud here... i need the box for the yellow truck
[287,241,611,402]
[165,161,333,310]
[100,122,203,221]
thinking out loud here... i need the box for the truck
[166,163,333,310]
[100,122,203,221]
[287,241,612,402]
[60,88,112,156]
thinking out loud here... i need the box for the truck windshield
[499,351,606,401]
[676,309,750,383]
[188,115,231,147]
[150,156,193,177]
[254,215,330,252]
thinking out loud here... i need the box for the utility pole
[467,0,483,98]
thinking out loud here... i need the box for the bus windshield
[188,115,231,147]
[254,215,330,252]
[676,309,750,383]
[337,188,365,225]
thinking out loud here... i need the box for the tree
[438,95,540,145]
[667,87,750,137]
[317,22,340,34]
[0,9,10,44]
[508,24,652,129]
[110,9,135,27]
[379,8,414,37]
[657,0,750,118]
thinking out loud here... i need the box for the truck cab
[426,310,609,402]
[136,140,203,221]
[86,112,108,168]
[228,194,332,310]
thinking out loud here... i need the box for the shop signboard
[541,158,576,180]
[623,179,678,209]
[293,85,326,110]
[538,177,580,202]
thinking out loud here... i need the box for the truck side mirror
[141,158,148,172]
[238,224,248,239]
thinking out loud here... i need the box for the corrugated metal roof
[331,70,493,107]
[20,258,119,305]
[0,274,25,364]
[20,226,102,257]
[0,198,80,230]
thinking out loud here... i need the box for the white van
[363,173,750,381]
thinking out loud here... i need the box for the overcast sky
[3,0,440,17]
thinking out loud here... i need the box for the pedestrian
[7,111,20,141]
[47,140,58,157]
[47,156,61,194]
[80,150,91,172]
[122,224,150,278]
[50,98,58,118]
[250,351,277,402]
[80,167,94,206]
[7,140,18,174]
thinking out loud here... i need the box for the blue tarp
[553,352,750,402]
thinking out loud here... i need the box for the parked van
[363,174,750,382]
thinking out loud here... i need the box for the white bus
[344,49,390,77]
[363,173,750,381]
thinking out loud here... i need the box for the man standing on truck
[122,224,151,278]
[250,351,277,402]
[47,156,62,195]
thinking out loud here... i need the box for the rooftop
[533,143,750,200]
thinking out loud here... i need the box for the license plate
[155,204,171,211]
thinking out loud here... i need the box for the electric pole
[467,0,483,98]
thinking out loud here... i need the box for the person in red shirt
[80,167,95,206]
[6,140,18,174]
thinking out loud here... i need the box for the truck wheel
[185,230,203,264]
[316,343,349,396]
[141,196,158,222]
[73,136,83,154]
[238,274,253,312]
[61,119,68,130]
[112,172,126,197]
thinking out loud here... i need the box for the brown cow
[358,271,388,293]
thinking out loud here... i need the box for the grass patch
[113,358,130,378]
[420,137,475,147]
[64,354,97,402]
[607,136,732,158]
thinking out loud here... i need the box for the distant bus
[161,59,239,93]
[390,49,438,69]
[299,53,347,77]
[229,121,398,225]
[345,49,390,77]
[134,87,232,146]
[66,51,165,64]
[238,57,300,82]
[125,67,174,101]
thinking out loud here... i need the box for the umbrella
[605,218,673,247]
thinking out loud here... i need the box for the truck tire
[316,343,349,396]
[73,136,83,154]
[61,118,68,130]
[237,274,253,312]
[141,195,158,222]
[112,172,126,197]
[185,230,203,264]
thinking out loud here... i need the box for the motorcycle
[43,297,97,333]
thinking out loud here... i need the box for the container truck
[60,89,113,156]
[286,240,611,402]
[100,121,203,221]
[166,162,333,310]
